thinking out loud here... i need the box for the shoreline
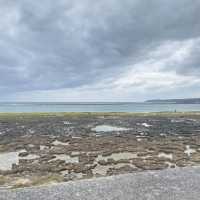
[1,111,200,116]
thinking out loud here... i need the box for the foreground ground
[0,112,200,188]
[1,166,200,200]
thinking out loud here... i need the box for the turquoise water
[0,102,200,113]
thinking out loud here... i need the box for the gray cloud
[0,0,200,100]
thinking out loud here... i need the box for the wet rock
[98,160,107,165]
[79,154,95,164]
[191,154,200,163]
[63,173,76,181]
[18,152,29,157]
[107,165,137,175]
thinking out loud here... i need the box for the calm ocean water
[0,102,200,113]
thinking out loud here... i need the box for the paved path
[1,167,200,200]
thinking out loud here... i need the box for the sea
[0,102,200,113]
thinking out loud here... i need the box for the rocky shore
[0,112,200,188]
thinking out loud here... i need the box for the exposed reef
[0,112,200,188]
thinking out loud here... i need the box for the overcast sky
[0,0,200,102]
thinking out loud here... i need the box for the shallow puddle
[52,140,69,146]
[63,121,72,125]
[0,150,26,170]
[28,144,35,148]
[138,123,152,127]
[50,154,79,163]
[96,152,137,162]
[165,161,176,168]
[40,145,49,150]
[158,152,173,160]
[171,119,184,123]
[71,151,84,156]
[20,154,39,160]
[92,165,111,176]
[92,125,130,132]
[14,178,32,186]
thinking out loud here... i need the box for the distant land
[146,98,200,104]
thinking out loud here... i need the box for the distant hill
[145,98,200,104]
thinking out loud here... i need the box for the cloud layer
[0,0,200,101]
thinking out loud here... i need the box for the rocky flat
[0,112,200,188]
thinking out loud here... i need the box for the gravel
[1,166,200,200]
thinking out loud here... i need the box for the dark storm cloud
[0,0,200,98]
[177,40,200,75]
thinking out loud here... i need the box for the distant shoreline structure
[146,98,200,104]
